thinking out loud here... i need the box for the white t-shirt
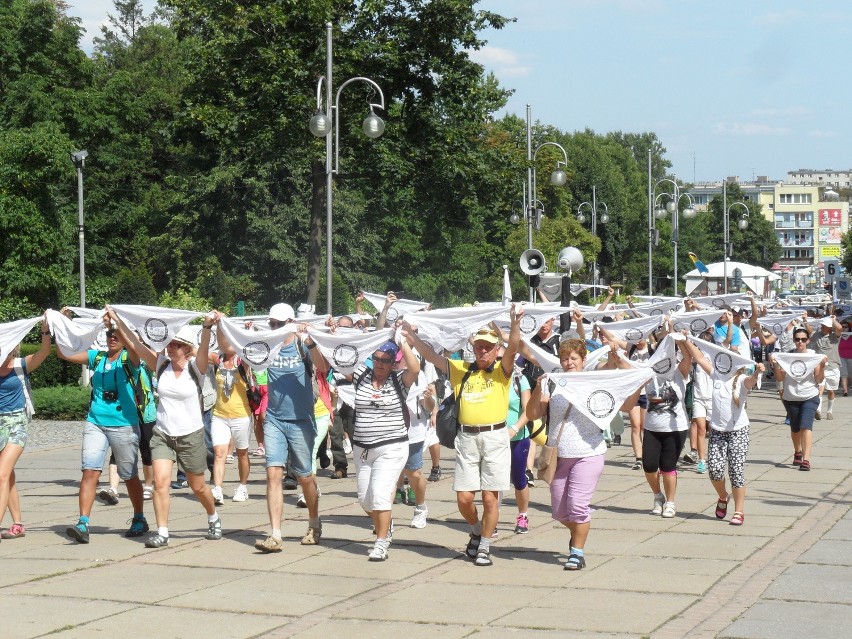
[710,374,750,432]
[643,371,689,433]
[693,364,713,401]
[405,367,434,444]
[156,355,204,437]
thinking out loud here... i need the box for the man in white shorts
[405,306,522,567]
[808,315,842,419]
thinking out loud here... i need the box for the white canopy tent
[684,261,781,297]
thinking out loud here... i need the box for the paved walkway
[1,387,850,638]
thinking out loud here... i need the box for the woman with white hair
[110,310,222,548]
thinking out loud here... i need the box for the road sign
[825,259,840,281]
[837,277,851,300]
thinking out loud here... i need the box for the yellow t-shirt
[448,358,511,425]
[314,395,330,418]
[213,366,251,419]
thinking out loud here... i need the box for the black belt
[460,422,506,434]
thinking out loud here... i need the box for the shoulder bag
[536,403,573,484]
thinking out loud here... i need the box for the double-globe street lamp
[309,23,386,315]
[515,104,568,302]
[653,178,698,296]
[576,185,609,287]
[723,198,750,293]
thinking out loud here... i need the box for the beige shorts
[453,429,511,492]
[691,396,712,420]
[150,426,208,475]
[824,368,840,392]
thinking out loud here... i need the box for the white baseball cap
[268,303,295,322]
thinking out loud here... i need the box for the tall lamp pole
[524,104,568,302]
[309,23,386,315]
[723,182,750,293]
[576,185,610,287]
[653,178,697,295]
[70,149,89,387]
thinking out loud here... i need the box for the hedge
[31,385,90,420]
[20,343,82,387]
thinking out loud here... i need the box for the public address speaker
[519,249,546,276]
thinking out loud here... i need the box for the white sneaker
[296,493,307,508]
[411,505,428,529]
[232,486,248,502]
[661,502,677,518]
[368,539,390,561]
[343,438,353,455]
[142,485,153,500]
[651,493,664,516]
[212,485,224,506]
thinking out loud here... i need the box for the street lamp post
[723,182,749,294]
[653,178,697,296]
[576,185,610,286]
[523,104,568,302]
[309,22,386,315]
[70,149,89,387]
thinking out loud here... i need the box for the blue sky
[69,0,851,183]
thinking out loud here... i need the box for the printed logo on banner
[94,329,108,349]
[196,327,218,350]
[690,318,709,333]
[712,298,726,308]
[650,308,664,316]
[652,298,663,304]
[333,344,359,369]
[551,366,563,373]
[771,323,783,335]
[385,306,399,322]
[519,315,538,334]
[557,377,569,387]
[652,357,673,375]
[790,360,807,378]
[144,318,169,344]
[243,341,271,366]
[625,327,643,341]
[570,284,585,295]
[587,389,616,418]
[714,352,733,376]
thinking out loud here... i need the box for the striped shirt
[352,365,408,449]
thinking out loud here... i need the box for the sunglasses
[373,355,394,364]
[105,330,118,339]
[793,337,808,343]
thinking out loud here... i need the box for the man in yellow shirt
[405,305,522,566]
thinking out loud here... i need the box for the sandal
[793,452,803,467]
[715,495,730,519]
[730,512,745,526]
[799,459,811,471]
[563,553,586,571]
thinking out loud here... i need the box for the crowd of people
[0,289,846,569]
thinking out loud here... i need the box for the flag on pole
[501,265,512,306]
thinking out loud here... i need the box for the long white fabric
[755,314,798,336]
[629,299,684,317]
[583,345,613,371]
[670,309,725,335]
[111,304,203,352]
[689,293,748,310]
[0,316,43,362]
[619,334,679,380]
[66,306,103,318]
[772,352,826,380]
[362,292,429,323]
[403,305,507,352]
[216,318,297,371]
[521,335,563,374]
[46,310,104,357]
[687,335,754,380]
[307,327,395,375]
[596,315,663,343]
[547,367,654,430]
[496,303,572,338]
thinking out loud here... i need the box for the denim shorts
[81,422,139,480]
[404,440,425,472]
[264,418,316,476]
[0,410,29,451]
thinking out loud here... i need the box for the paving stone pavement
[1,387,850,638]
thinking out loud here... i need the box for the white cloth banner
[403,305,507,352]
[687,335,754,381]
[688,293,748,310]
[216,318,297,371]
[0,316,42,362]
[629,299,684,317]
[67,306,103,319]
[670,309,725,335]
[111,305,203,352]
[501,266,512,306]
[495,303,572,337]
[547,368,654,430]
[772,352,826,380]
[596,315,663,343]
[583,345,614,371]
[362,292,429,323]
[756,314,797,336]
[521,335,563,374]
[619,334,680,380]
[46,310,104,356]
[631,295,681,303]
[307,327,394,375]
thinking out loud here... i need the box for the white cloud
[468,46,532,77]
[714,122,791,136]
[808,129,837,139]
[750,106,811,117]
